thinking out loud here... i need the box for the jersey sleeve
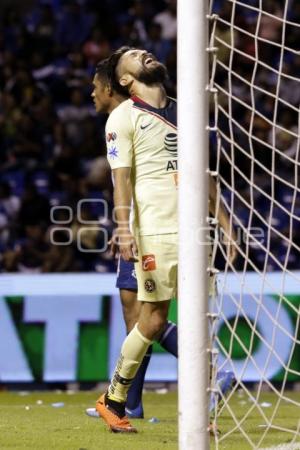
[105,103,133,169]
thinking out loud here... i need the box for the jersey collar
[131,95,170,110]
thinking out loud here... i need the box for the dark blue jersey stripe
[131,96,177,128]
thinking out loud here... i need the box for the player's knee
[138,301,170,339]
[147,312,168,337]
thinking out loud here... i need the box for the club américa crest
[144,279,156,293]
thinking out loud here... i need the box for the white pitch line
[259,444,300,450]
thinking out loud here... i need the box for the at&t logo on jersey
[166,159,177,171]
[142,254,156,271]
[165,132,178,172]
[164,133,177,157]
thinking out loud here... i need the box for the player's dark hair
[106,46,133,96]
[95,58,110,84]
[95,56,130,99]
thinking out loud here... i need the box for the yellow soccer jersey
[106,96,177,236]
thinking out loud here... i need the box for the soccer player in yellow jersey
[89,58,178,420]
[92,47,177,433]
[94,48,236,433]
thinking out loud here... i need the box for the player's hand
[223,228,238,264]
[108,230,119,258]
[115,228,139,262]
[226,239,237,264]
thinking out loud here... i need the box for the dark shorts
[116,255,137,291]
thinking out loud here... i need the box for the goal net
[208,0,300,448]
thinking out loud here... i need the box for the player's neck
[131,83,167,109]
[108,94,128,114]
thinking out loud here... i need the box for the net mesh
[208,0,300,447]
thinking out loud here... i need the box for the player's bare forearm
[112,167,132,227]
[209,177,229,231]
[209,177,219,217]
[209,177,237,262]
[112,167,138,262]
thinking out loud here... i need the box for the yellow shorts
[135,234,178,302]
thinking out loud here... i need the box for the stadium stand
[0,0,299,272]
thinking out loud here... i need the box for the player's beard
[135,62,168,85]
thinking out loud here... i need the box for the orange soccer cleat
[96,394,137,433]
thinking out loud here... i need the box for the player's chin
[95,103,101,113]
[138,64,168,84]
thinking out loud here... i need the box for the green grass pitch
[0,390,299,449]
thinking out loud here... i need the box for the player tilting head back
[107,45,168,88]
[95,48,236,434]
[107,45,169,110]
[95,47,178,433]
[90,58,178,421]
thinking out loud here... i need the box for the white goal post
[178,0,210,449]
[178,0,300,448]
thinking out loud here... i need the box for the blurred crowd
[211,0,300,271]
[0,0,299,273]
[0,0,177,273]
